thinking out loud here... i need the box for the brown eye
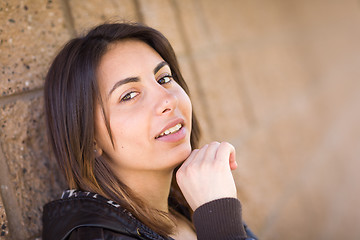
[121,91,138,102]
[158,76,172,85]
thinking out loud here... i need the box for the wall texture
[1,0,360,239]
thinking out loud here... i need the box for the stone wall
[1,0,360,239]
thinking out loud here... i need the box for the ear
[93,141,103,157]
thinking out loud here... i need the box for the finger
[215,142,237,170]
[180,148,199,168]
[190,143,209,165]
[203,141,220,164]
[229,151,237,170]
[177,149,199,182]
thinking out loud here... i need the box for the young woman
[42,22,257,240]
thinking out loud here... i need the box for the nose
[154,86,178,115]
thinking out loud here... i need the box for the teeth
[158,123,182,138]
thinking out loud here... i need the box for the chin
[180,144,192,159]
[164,141,192,169]
[176,141,192,162]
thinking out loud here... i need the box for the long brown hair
[44,22,200,236]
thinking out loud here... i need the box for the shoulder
[42,190,142,240]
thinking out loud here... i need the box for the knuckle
[220,141,234,150]
[209,141,220,147]
[176,169,184,180]
[192,149,199,155]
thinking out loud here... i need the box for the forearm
[193,198,249,240]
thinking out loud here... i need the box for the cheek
[109,109,148,148]
[94,108,112,151]
[179,90,192,118]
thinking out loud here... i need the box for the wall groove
[171,0,215,138]
[133,0,144,23]
[0,146,27,240]
[60,0,77,37]
[0,88,43,106]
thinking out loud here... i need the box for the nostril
[162,108,171,113]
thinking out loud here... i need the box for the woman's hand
[176,141,238,211]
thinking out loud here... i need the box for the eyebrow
[107,61,170,98]
[153,61,169,75]
[108,77,140,98]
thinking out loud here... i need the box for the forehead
[96,40,166,94]
[99,40,164,73]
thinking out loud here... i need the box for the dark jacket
[42,190,258,240]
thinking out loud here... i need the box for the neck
[115,168,174,212]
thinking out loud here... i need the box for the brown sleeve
[193,198,248,240]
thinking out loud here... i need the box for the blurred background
[1,0,360,239]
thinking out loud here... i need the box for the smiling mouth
[155,123,183,139]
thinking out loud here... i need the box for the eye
[120,91,139,102]
[157,75,172,85]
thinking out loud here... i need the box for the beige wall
[1,0,360,239]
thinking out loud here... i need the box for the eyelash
[120,91,138,102]
[157,75,173,85]
[120,75,173,102]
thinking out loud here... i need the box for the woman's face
[94,40,192,175]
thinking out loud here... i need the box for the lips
[155,119,184,139]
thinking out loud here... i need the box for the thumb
[229,150,238,170]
